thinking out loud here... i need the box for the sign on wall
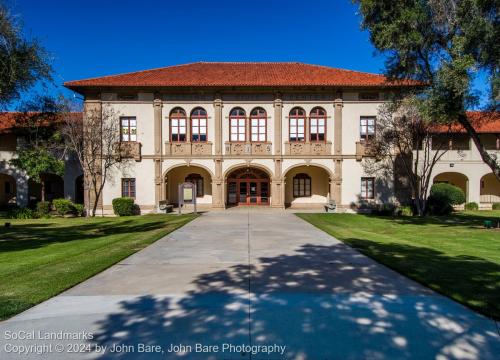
[178,182,197,214]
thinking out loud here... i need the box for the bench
[158,201,174,213]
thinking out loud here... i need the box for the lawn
[0,214,196,320]
[298,211,500,320]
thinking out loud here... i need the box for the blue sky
[10,0,488,107]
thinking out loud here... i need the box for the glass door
[249,182,258,204]
[239,181,248,205]
[228,182,237,205]
[260,182,269,204]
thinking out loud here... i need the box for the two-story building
[58,62,499,213]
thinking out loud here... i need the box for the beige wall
[480,173,500,203]
[284,165,330,206]
[165,166,213,204]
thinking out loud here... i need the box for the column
[214,94,223,156]
[272,93,285,208]
[271,159,284,208]
[273,93,283,155]
[332,97,343,205]
[212,159,224,208]
[153,96,163,209]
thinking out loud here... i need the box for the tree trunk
[41,180,45,202]
[457,113,500,181]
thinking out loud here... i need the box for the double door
[228,180,269,205]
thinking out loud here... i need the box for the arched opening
[480,173,500,204]
[164,166,212,206]
[28,173,64,204]
[433,172,469,201]
[75,175,84,204]
[0,173,17,208]
[226,167,270,206]
[284,165,331,208]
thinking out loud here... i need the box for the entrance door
[227,168,270,206]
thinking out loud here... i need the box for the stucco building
[2,62,498,212]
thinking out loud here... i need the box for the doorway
[227,168,270,206]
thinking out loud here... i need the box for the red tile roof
[432,111,500,133]
[64,62,421,89]
[0,112,82,134]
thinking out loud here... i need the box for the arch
[480,173,500,204]
[0,173,17,207]
[163,164,213,205]
[282,162,334,179]
[223,163,273,180]
[249,107,267,142]
[163,162,215,179]
[229,107,246,117]
[28,173,64,204]
[190,107,207,142]
[283,164,332,208]
[433,172,469,200]
[225,164,272,206]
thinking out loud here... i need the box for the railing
[225,142,272,155]
[114,142,141,161]
[480,194,500,203]
[355,141,376,160]
[284,142,332,156]
[165,142,213,156]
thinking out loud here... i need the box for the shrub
[399,206,413,216]
[430,183,466,205]
[52,198,74,216]
[112,197,135,216]
[492,202,500,210]
[73,203,84,217]
[464,202,479,211]
[36,201,51,217]
[8,207,39,219]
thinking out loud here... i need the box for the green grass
[298,211,500,319]
[0,214,196,320]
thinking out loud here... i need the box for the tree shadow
[91,243,500,359]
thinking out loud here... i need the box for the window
[310,107,326,141]
[170,108,187,142]
[361,177,374,199]
[289,107,306,142]
[120,117,137,142]
[191,107,207,142]
[359,92,379,101]
[185,173,204,197]
[360,116,375,141]
[293,173,311,197]
[230,107,246,142]
[121,178,136,198]
[250,107,267,142]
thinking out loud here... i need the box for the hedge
[112,197,136,216]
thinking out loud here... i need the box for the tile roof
[64,62,421,89]
[432,111,500,133]
[0,112,82,134]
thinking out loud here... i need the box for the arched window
[170,108,187,142]
[250,107,267,142]
[185,173,203,197]
[289,107,306,142]
[293,173,311,197]
[230,107,246,142]
[191,107,207,142]
[310,107,326,141]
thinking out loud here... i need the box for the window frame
[289,107,306,142]
[293,173,312,198]
[185,173,204,197]
[360,177,375,199]
[309,107,327,142]
[250,107,267,142]
[360,116,376,142]
[120,116,137,142]
[190,107,208,143]
[229,107,246,142]
[121,178,136,198]
[169,108,187,142]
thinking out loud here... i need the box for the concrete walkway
[1,210,499,359]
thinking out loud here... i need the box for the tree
[0,2,52,106]
[363,96,451,215]
[62,102,128,217]
[354,0,500,180]
[9,97,65,202]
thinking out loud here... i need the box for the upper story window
[293,173,311,197]
[121,178,136,198]
[185,173,204,197]
[360,116,375,142]
[250,107,267,142]
[361,177,375,199]
[170,108,187,142]
[191,107,207,142]
[309,107,326,142]
[120,117,137,142]
[230,107,246,142]
[289,107,306,142]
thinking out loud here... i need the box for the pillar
[153,96,163,209]
[212,159,224,208]
[273,94,283,155]
[214,94,223,156]
[212,94,225,208]
[333,97,343,204]
[271,159,284,208]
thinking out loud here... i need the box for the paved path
[1,210,499,359]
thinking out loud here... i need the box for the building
[0,112,83,208]
[3,62,498,212]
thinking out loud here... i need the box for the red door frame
[227,178,270,206]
